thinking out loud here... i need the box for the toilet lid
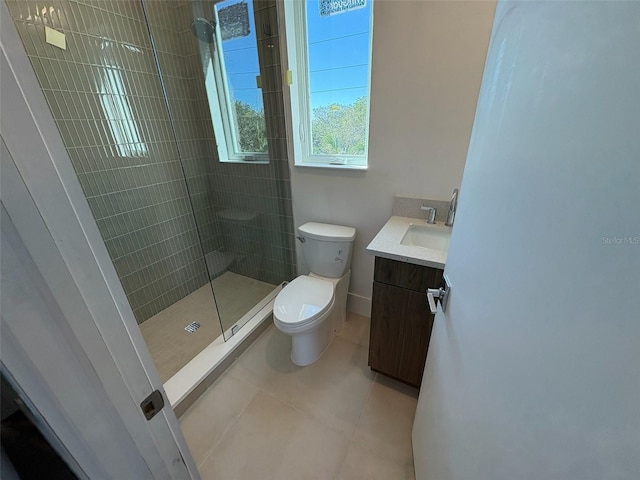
[274,276,334,326]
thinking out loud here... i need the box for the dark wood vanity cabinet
[369,257,443,387]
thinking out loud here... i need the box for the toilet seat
[274,276,334,332]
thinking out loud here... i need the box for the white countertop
[366,216,451,269]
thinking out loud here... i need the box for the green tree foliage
[233,96,368,157]
[234,101,268,153]
[311,96,367,155]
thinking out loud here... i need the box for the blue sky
[216,0,372,112]
[307,0,371,109]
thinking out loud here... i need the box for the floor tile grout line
[335,326,369,347]
[190,373,261,470]
[330,368,376,479]
[226,355,366,443]
[241,375,369,436]
[347,372,420,467]
[354,372,377,428]
[222,382,361,477]
[336,318,370,348]
[191,326,378,458]
[181,325,418,477]
[331,440,355,480]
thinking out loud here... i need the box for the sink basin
[400,224,451,251]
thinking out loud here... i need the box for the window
[285,0,374,169]
[203,0,268,163]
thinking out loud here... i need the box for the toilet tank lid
[298,222,356,242]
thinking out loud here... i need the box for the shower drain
[184,322,201,333]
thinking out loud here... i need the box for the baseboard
[347,292,371,317]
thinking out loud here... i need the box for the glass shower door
[142,0,296,340]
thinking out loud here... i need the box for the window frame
[283,0,374,170]
[204,0,269,164]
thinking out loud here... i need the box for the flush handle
[426,275,451,314]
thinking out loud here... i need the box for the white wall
[289,1,496,315]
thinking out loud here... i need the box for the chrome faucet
[420,205,437,224]
[445,188,458,226]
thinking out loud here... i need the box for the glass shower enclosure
[6,0,295,383]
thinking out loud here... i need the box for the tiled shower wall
[6,0,295,323]
[6,0,212,323]
[143,0,223,259]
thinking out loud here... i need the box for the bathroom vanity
[366,216,451,387]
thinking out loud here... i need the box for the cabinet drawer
[374,257,443,292]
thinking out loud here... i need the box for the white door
[0,4,199,478]
[412,2,640,479]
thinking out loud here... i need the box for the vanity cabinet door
[369,282,407,381]
[369,282,435,387]
[400,288,435,386]
[369,257,442,387]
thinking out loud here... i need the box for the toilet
[273,222,356,366]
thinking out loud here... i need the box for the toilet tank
[298,222,356,278]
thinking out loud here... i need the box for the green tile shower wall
[6,0,295,322]
[144,0,223,263]
[6,0,212,323]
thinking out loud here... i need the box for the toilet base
[290,314,332,366]
[275,270,351,367]
[310,270,350,335]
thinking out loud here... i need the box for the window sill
[219,158,269,165]
[294,162,368,171]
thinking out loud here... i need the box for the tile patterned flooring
[140,272,275,382]
[179,313,419,479]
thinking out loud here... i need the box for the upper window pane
[306,0,372,157]
[214,0,267,155]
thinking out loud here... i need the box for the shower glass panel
[5,0,295,382]
[142,0,295,339]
